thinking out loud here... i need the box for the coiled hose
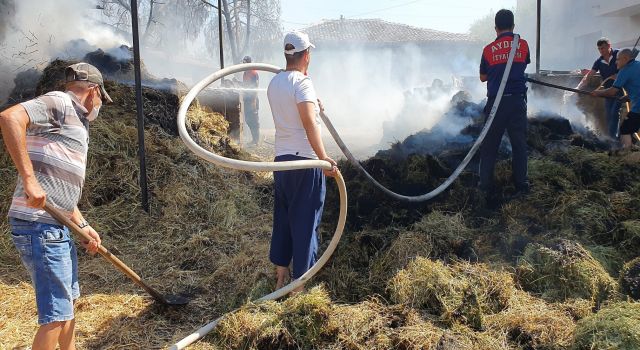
[321,34,521,202]
[171,35,519,347]
[171,63,347,349]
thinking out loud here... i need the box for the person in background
[593,49,640,148]
[267,31,338,293]
[0,62,109,350]
[479,9,531,206]
[242,55,261,145]
[577,37,622,139]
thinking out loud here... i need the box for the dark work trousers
[270,154,326,279]
[479,94,528,191]
[605,95,622,138]
[244,96,260,143]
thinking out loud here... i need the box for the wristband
[77,220,90,229]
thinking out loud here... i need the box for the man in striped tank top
[0,62,111,350]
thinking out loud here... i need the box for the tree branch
[200,0,218,10]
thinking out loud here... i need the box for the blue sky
[281,0,517,33]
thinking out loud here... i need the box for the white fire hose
[171,34,518,346]
[172,63,347,349]
[322,35,521,202]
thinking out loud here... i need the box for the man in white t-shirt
[267,31,338,293]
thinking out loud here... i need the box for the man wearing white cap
[267,31,338,293]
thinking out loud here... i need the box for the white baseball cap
[284,31,315,55]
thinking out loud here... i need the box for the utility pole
[218,0,224,69]
[130,0,150,212]
[536,0,541,74]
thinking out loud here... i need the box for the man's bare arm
[0,105,46,208]
[592,86,620,98]
[71,206,101,253]
[297,101,337,177]
[577,69,596,89]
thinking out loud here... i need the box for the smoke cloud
[251,42,485,158]
[0,0,129,103]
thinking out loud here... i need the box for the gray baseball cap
[65,62,113,103]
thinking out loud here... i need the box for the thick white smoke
[0,0,129,103]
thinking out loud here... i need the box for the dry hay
[315,227,401,302]
[329,299,401,350]
[387,257,515,329]
[516,240,618,308]
[388,258,465,322]
[557,147,640,192]
[324,153,451,231]
[610,190,640,222]
[4,52,640,350]
[369,211,474,289]
[0,62,276,349]
[213,286,333,349]
[432,324,510,350]
[619,256,640,300]
[547,190,616,242]
[572,301,640,350]
[213,286,508,350]
[557,298,596,322]
[485,290,576,349]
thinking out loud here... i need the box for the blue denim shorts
[9,217,79,325]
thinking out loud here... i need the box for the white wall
[517,0,640,71]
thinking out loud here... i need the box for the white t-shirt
[267,70,320,159]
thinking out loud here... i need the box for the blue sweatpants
[479,94,528,191]
[270,154,326,279]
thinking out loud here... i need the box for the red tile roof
[302,18,477,45]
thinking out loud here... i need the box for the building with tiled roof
[297,17,482,89]
[302,18,479,47]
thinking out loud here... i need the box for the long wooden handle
[43,203,166,302]
[526,77,592,95]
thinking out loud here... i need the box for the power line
[347,0,426,18]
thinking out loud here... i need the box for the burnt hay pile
[2,55,640,349]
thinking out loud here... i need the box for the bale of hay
[572,301,640,350]
[516,240,618,307]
